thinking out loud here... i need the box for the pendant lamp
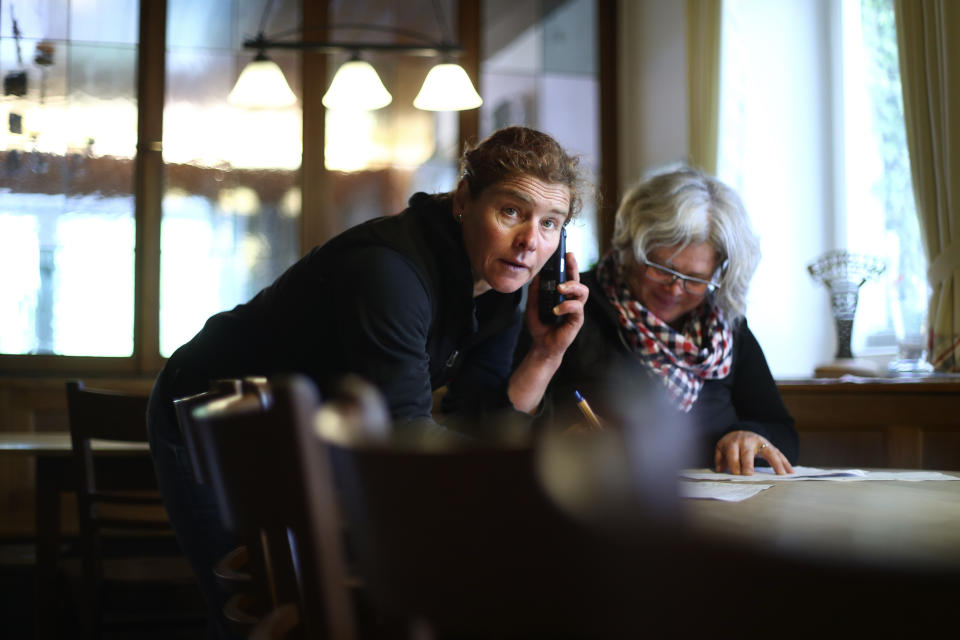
[227,51,297,108]
[414,62,483,111]
[230,0,481,112]
[321,58,392,111]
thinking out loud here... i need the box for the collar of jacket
[405,193,524,339]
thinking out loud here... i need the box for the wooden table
[682,472,960,571]
[673,472,960,633]
[0,432,151,640]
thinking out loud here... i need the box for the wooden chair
[173,377,256,601]
[190,375,355,640]
[172,378,245,486]
[299,374,744,639]
[305,426,617,639]
[65,380,203,639]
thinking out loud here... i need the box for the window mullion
[134,0,167,374]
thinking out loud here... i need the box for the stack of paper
[679,481,772,502]
[679,466,958,501]
[681,466,959,483]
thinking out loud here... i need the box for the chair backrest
[173,378,253,484]
[191,375,355,640]
[66,380,166,536]
[67,380,152,443]
[307,427,608,638]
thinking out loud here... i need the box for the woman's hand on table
[714,430,794,475]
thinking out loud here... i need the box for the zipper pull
[445,350,459,368]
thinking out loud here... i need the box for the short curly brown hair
[457,126,588,221]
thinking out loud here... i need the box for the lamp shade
[413,63,482,111]
[322,60,392,111]
[228,53,297,108]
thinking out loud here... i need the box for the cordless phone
[537,227,567,325]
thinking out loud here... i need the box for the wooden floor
[0,537,207,639]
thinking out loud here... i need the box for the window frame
[0,0,165,377]
[715,0,920,378]
[0,0,616,378]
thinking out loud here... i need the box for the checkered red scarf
[597,250,733,412]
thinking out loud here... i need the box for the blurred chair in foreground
[172,378,247,486]
[66,380,203,639]
[192,375,356,639]
[306,412,641,639]
[173,378,256,606]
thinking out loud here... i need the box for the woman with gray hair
[545,167,797,474]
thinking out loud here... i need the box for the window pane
[0,213,40,353]
[54,209,135,355]
[717,0,922,376]
[322,0,461,234]
[71,0,139,44]
[843,0,924,358]
[0,2,138,356]
[0,1,69,41]
[161,0,302,356]
[718,0,836,377]
[480,0,600,269]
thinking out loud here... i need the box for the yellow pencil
[573,389,603,431]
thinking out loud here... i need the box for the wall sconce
[229,0,482,112]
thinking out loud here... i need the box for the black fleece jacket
[155,192,525,436]
[540,268,798,468]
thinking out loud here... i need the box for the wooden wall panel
[797,431,886,468]
[779,378,960,471]
[922,431,960,471]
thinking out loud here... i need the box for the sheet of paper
[679,481,772,501]
[680,466,863,482]
[846,470,960,481]
[680,466,959,482]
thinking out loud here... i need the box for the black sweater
[542,268,798,467]
[155,193,525,435]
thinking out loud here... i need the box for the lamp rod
[251,22,453,46]
[244,19,461,57]
[244,38,462,57]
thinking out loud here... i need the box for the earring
[456,211,463,223]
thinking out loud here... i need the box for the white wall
[617,0,836,378]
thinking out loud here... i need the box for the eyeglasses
[640,258,722,296]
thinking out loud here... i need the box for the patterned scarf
[597,250,733,412]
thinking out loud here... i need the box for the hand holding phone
[538,227,566,325]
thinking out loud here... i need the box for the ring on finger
[758,442,768,451]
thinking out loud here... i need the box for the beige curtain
[895,0,960,372]
[686,0,722,175]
